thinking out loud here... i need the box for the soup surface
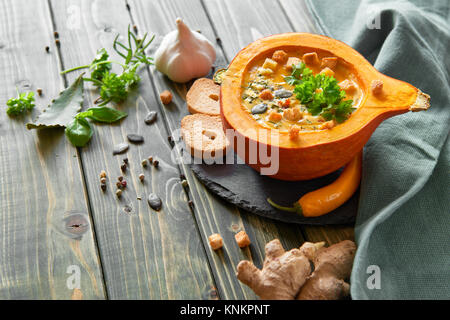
[241,49,363,134]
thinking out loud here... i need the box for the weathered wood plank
[49,0,216,299]
[202,0,354,245]
[129,0,307,299]
[0,0,105,299]
[279,0,319,34]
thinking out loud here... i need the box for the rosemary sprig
[61,25,154,75]
[113,25,155,66]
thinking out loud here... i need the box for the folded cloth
[306,0,450,299]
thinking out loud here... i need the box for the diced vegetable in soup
[241,49,363,135]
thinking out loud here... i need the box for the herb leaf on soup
[288,62,355,123]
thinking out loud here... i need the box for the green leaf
[98,72,127,104]
[97,64,140,105]
[65,117,93,147]
[120,63,140,88]
[290,64,355,123]
[82,107,127,123]
[113,26,155,67]
[284,75,301,86]
[90,48,112,82]
[6,91,35,116]
[27,74,85,129]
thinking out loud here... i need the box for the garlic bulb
[155,18,216,83]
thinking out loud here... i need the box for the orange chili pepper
[268,151,362,217]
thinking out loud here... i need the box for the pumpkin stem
[267,198,303,215]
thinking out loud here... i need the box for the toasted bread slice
[181,114,229,161]
[187,78,220,115]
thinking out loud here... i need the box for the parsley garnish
[90,48,112,82]
[61,25,154,106]
[285,63,355,123]
[24,25,152,148]
[6,90,35,116]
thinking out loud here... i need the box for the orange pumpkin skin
[220,33,430,181]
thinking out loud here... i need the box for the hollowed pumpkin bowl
[220,33,430,181]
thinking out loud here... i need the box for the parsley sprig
[20,25,154,148]
[285,63,355,123]
[6,90,35,116]
[61,25,154,106]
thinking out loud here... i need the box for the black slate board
[189,152,358,225]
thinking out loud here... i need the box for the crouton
[209,234,223,250]
[258,67,274,75]
[259,89,274,100]
[283,106,303,121]
[272,50,288,64]
[320,67,335,77]
[289,125,301,140]
[268,111,282,122]
[338,79,356,93]
[321,57,338,69]
[371,80,383,95]
[319,120,337,130]
[285,57,302,71]
[235,231,251,248]
[303,52,320,65]
[160,90,173,105]
[262,58,278,70]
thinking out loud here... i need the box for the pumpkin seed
[113,143,129,155]
[251,103,268,114]
[274,89,293,98]
[144,111,157,125]
[147,193,162,211]
[127,134,144,143]
[213,68,227,85]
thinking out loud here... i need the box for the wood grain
[129,0,307,299]
[48,0,216,299]
[202,0,354,245]
[0,0,355,299]
[0,0,105,299]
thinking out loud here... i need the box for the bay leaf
[26,74,85,129]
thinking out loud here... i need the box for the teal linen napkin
[306,0,450,299]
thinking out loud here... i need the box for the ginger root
[236,239,356,300]
[297,240,356,300]
[236,239,311,300]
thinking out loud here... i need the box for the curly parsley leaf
[95,63,140,106]
[284,62,313,86]
[90,48,112,82]
[288,62,354,123]
[6,91,35,116]
[98,72,128,104]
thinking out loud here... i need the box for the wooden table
[0,0,353,299]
